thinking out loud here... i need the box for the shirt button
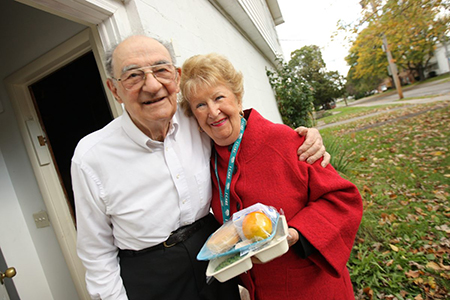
[176,174,180,179]
[182,199,186,204]
[166,147,169,151]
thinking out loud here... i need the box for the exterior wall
[133,0,283,122]
[425,42,450,77]
[0,1,84,299]
[434,42,450,75]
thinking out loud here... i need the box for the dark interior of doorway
[29,51,113,222]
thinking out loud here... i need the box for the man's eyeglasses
[112,63,177,91]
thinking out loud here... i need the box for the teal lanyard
[214,117,247,222]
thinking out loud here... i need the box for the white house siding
[134,0,283,122]
[425,42,450,76]
[434,42,450,74]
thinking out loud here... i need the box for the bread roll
[206,222,240,253]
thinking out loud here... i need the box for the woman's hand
[295,126,330,167]
[250,228,300,264]
[287,227,299,247]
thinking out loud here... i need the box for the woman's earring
[239,111,244,118]
[198,125,204,133]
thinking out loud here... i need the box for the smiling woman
[187,83,243,146]
[179,53,363,300]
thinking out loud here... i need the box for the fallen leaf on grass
[427,276,436,289]
[363,185,373,194]
[389,244,399,252]
[434,193,448,201]
[400,290,408,297]
[430,151,443,156]
[381,213,397,222]
[363,287,373,300]
[405,269,421,278]
[435,224,450,234]
[426,261,450,271]
[414,207,427,216]
[413,278,424,286]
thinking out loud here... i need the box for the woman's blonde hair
[180,53,244,116]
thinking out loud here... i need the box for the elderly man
[71,35,329,300]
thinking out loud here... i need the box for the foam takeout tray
[206,215,289,282]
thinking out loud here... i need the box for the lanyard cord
[214,117,247,222]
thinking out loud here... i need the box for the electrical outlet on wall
[33,210,50,228]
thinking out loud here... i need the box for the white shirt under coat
[71,107,212,300]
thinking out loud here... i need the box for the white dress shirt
[71,108,212,300]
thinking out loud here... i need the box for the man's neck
[145,121,171,142]
[133,118,171,142]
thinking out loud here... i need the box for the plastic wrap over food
[197,203,279,261]
[205,220,240,254]
[233,203,278,242]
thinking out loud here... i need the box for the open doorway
[29,51,113,222]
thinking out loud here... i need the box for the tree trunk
[417,64,426,81]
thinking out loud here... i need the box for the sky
[275,0,363,76]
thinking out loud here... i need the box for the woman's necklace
[214,117,247,222]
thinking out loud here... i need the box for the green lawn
[320,101,450,300]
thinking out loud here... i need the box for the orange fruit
[242,211,272,241]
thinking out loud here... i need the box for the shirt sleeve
[71,160,128,300]
[290,161,363,278]
[292,231,317,259]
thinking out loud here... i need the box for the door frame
[5,29,107,300]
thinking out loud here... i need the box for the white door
[0,148,54,299]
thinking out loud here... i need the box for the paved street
[317,77,450,129]
[343,78,450,107]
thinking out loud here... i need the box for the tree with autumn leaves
[345,0,449,96]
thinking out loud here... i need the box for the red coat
[210,109,363,300]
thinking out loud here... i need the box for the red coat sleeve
[289,161,363,277]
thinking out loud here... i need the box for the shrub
[266,57,315,128]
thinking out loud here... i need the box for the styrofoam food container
[206,215,289,282]
[253,215,289,263]
[205,252,253,282]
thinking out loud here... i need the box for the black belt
[119,214,210,257]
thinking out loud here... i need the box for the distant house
[378,40,450,92]
[0,1,285,299]
[425,41,450,77]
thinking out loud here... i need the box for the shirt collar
[120,109,180,150]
